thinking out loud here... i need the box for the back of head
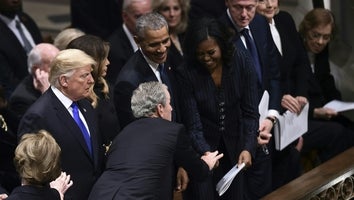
[135,12,168,38]
[53,28,85,50]
[299,8,335,38]
[183,17,235,65]
[49,49,96,88]
[27,43,59,74]
[14,130,61,186]
[66,34,109,81]
[131,81,167,118]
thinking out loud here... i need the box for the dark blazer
[9,75,41,122]
[114,50,180,128]
[88,117,210,200]
[219,13,281,111]
[106,27,135,84]
[17,88,104,200]
[273,11,311,110]
[6,185,60,200]
[0,12,42,99]
[177,49,259,199]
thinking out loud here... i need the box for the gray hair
[131,81,167,118]
[27,43,59,74]
[123,0,151,11]
[49,49,96,87]
[135,12,168,38]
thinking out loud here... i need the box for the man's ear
[156,104,164,118]
[59,75,68,87]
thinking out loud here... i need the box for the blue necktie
[15,20,33,53]
[241,28,262,82]
[71,102,92,156]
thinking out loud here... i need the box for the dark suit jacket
[273,11,311,111]
[9,75,41,123]
[88,117,210,200]
[219,13,281,111]
[6,185,60,200]
[0,12,42,99]
[17,88,104,200]
[114,50,180,128]
[189,0,226,20]
[106,27,135,84]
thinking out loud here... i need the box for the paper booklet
[216,163,245,196]
[324,100,354,112]
[259,91,309,151]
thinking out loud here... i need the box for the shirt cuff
[267,109,280,119]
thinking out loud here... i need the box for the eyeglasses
[307,31,331,42]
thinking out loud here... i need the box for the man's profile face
[137,26,171,64]
[226,0,257,28]
[61,65,95,102]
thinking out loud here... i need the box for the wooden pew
[262,147,354,200]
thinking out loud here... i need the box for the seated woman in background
[6,130,72,200]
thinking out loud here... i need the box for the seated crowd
[0,0,353,199]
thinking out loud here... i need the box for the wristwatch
[266,116,276,125]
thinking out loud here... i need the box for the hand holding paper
[216,163,246,196]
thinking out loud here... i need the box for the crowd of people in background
[0,0,353,199]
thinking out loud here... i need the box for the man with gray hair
[89,81,223,200]
[106,0,152,83]
[9,43,59,122]
[114,12,178,128]
[18,49,105,200]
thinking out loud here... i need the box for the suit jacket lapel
[48,90,95,163]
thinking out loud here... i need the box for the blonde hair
[152,0,190,34]
[49,49,96,88]
[53,28,85,50]
[14,130,61,185]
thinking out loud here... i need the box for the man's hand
[258,119,273,145]
[201,150,224,170]
[175,167,189,192]
[0,193,8,200]
[33,68,50,94]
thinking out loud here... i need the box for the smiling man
[114,12,180,128]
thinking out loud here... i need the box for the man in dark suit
[0,0,43,99]
[219,0,282,198]
[18,49,105,200]
[106,0,152,84]
[114,12,179,128]
[9,43,59,127]
[89,81,223,200]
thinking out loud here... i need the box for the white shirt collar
[123,23,139,52]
